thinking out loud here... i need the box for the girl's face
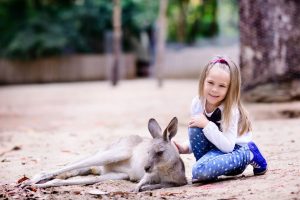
[203,65,230,108]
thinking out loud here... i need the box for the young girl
[175,55,267,183]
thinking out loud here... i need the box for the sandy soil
[0,79,300,199]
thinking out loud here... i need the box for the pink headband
[212,58,229,65]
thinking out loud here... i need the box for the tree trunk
[155,0,168,87]
[177,0,188,43]
[239,0,300,102]
[112,0,122,86]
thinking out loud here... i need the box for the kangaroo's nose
[144,165,151,172]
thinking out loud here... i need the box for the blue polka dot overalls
[189,110,252,182]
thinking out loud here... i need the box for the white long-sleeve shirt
[190,96,252,153]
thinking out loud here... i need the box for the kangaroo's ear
[148,118,162,138]
[163,117,178,142]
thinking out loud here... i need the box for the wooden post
[112,0,122,86]
[155,0,168,87]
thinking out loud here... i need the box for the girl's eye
[207,81,213,85]
[219,85,226,88]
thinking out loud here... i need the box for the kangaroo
[22,117,187,192]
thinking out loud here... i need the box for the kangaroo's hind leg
[55,166,102,180]
[34,172,130,188]
[24,146,132,186]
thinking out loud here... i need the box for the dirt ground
[0,79,300,200]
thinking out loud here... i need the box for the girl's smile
[208,94,219,98]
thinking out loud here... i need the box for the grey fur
[22,117,187,192]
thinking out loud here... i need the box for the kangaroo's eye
[156,151,163,156]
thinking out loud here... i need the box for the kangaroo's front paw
[133,186,141,193]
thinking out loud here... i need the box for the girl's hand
[173,141,190,154]
[189,114,209,128]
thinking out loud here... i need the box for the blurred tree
[0,0,158,60]
[112,0,121,86]
[217,0,238,40]
[0,0,224,60]
[240,0,300,102]
[121,0,158,58]
[167,0,218,43]
[156,0,169,87]
[177,0,189,43]
[0,0,112,59]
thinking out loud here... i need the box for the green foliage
[167,0,239,44]
[0,0,159,60]
[0,0,111,59]
[122,0,158,34]
[121,0,158,51]
[167,0,219,43]
[0,0,236,60]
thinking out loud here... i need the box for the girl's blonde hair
[198,55,252,135]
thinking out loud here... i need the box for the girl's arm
[190,108,239,153]
[189,113,209,128]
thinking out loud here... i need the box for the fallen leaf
[27,186,37,192]
[17,176,29,184]
[12,146,21,151]
[73,190,82,195]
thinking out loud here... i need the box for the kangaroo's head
[144,117,181,174]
